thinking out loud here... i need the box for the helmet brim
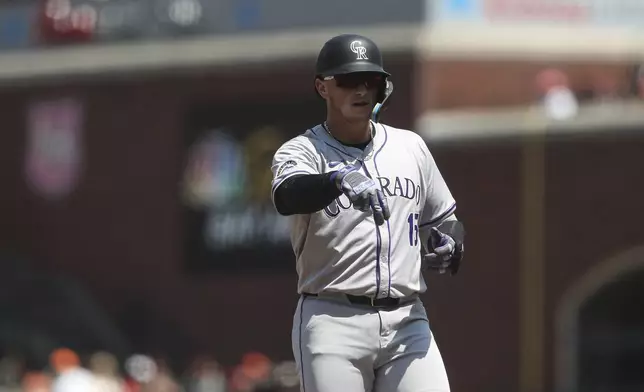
[317,62,390,78]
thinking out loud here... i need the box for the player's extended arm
[274,167,390,225]
[273,173,342,215]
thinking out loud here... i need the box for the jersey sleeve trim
[419,203,456,228]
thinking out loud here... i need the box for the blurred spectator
[124,354,156,391]
[21,371,52,392]
[88,351,125,392]
[229,352,273,392]
[183,356,227,392]
[49,348,97,392]
[535,68,578,120]
[240,352,272,382]
[139,358,181,392]
[270,361,299,392]
[229,366,255,392]
[123,377,141,392]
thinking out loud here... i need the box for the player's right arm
[271,137,342,215]
[272,135,390,224]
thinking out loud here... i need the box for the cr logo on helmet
[350,40,368,60]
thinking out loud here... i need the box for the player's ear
[315,78,328,99]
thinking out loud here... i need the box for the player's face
[318,72,382,121]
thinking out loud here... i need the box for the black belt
[302,292,416,309]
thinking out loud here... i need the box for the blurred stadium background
[1,0,643,391]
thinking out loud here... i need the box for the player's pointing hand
[331,165,391,225]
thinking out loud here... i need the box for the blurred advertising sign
[434,0,644,27]
[433,0,589,23]
[181,99,325,271]
[34,0,149,44]
[483,0,590,23]
[25,97,84,200]
[2,0,423,48]
[4,0,644,50]
[36,0,97,44]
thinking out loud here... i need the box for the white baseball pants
[292,294,451,392]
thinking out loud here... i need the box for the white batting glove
[331,165,391,226]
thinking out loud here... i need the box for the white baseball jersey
[271,122,456,299]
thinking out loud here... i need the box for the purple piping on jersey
[419,202,457,228]
[318,123,382,296]
[361,164,382,299]
[372,124,392,297]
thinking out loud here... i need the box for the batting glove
[423,227,460,275]
[330,165,391,226]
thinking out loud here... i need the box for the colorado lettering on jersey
[324,175,421,217]
[377,176,421,203]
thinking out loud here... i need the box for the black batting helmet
[315,34,394,121]
[315,34,391,78]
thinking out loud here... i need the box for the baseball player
[270,34,465,392]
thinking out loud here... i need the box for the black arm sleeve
[274,173,342,215]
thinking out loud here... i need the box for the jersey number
[407,213,419,246]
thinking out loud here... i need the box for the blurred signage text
[435,0,644,27]
[484,0,590,22]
